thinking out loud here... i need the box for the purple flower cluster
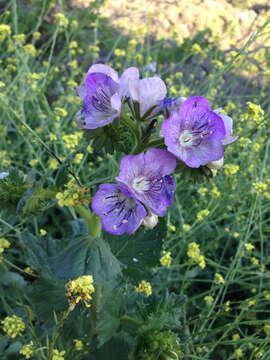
[76,63,238,234]
[76,64,167,129]
[92,148,176,235]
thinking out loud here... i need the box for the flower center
[132,176,150,193]
[179,130,195,147]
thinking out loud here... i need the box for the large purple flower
[76,64,139,129]
[116,148,176,216]
[162,96,226,168]
[92,183,147,235]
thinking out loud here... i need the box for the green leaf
[51,236,122,283]
[55,161,70,187]
[93,338,129,360]
[106,219,166,281]
[29,277,68,321]
[175,161,213,183]
[19,230,53,277]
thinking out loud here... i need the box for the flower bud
[206,157,224,170]
[142,212,158,229]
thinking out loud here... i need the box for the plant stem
[120,315,144,328]
[49,308,72,360]
[74,204,102,238]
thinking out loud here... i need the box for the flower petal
[138,77,167,117]
[87,64,119,83]
[120,67,139,98]
[91,183,147,235]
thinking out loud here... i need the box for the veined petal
[120,67,139,98]
[138,77,167,117]
[116,148,176,216]
[92,183,147,235]
[87,64,119,83]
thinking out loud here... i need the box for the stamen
[122,219,128,224]
[113,225,117,230]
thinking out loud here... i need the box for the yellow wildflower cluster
[196,209,210,221]
[13,33,25,44]
[160,251,172,268]
[183,224,191,232]
[1,315,25,338]
[54,107,67,119]
[187,242,206,269]
[62,132,83,151]
[74,339,84,351]
[66,275,95,308]
[204,295,214,306]
[223,164,240,176]
[52,349,66,360]
[114,48,126,57]
[191,43,203,54]
[56,181,90,207]
[214,273,224,285]
[24,44,37,57]
[253,182,267,194]
[19,344,35,359]
[246,102,264,125]
[198,187,208,196]
[0,24,11,41]
[0,237,10,259]
[235,348,243,358]
[135,280,152,297]
[54,13,69,27]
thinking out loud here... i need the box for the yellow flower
[224,164,240,176]
[33,32,41,40]
[24,44,37,57]
[13,33,25,44]
[68,60,78,69]
[198,187,207,196]
[19,344,35,359]
[244,243,254,252]
[251,257,259,265]
[66,275,95,309]
[74,339,84,351]
[114,48,126,57]
[49,158,59,170]
[54,107,67,117]
[214,273,224,285]
[1,315,25,338]
[135,280,152,297]
[52,349,66,360]
[197,209,210,221]
[204,295,214,306]
[160,251,172,268]
[55,13,69,27]
[232,333,240,341]
[0,237,10,256]
[191,43,202,54]
[0,24,11,41]
[187,242,206,269]
[74,153,83,164]
[39,229,47,236]
[253,182,267,194]
[235,348,243,358]
[182,224,191,232]
[29,159,38,166]
[69,41,78,49]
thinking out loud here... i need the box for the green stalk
[74,204,102,238]
[120,315,144,328]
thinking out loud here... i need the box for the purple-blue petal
[78,72,121,129]
[91,183,147,235]
[162,96,227,168]
[116,148,176,216]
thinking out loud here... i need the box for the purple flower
[76,64,139,129]
[116,148,176,216]
[128,77,167,119]
[92,183,147,235]
[214,108,238,145]
[162,96,226,168]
